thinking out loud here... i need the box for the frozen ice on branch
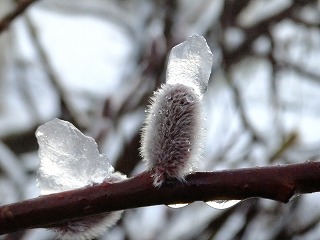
[36,118,126,240]
[166,34,213,96]
[36,118,115,195]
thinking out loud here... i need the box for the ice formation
[166,34,213,96]
[141,34,213,186]
[36,118,115,194]
[36,118,126,240]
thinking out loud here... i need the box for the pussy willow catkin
[140,34,213,187]
[141,83,204,186]
[53,172,126,240]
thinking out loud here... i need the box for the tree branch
[1,161,320,235]
[278,59,320,85]
[222,0,317,68]
[0,0,40,33]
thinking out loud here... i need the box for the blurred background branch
[0,0,40,32]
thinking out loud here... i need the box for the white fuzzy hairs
[54,172,127,240]
[141,34,213,186]
[141,83,204,186]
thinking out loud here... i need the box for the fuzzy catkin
[54,211,122,240]
[141,83,203,186]
[53,172,126,240]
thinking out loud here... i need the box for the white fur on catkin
[54,211,122,240]
[141,34,213,186]
[141,83,204,186]
[53,172,126,240]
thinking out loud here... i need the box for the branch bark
[0,0,40,33]
[1,161,320,235]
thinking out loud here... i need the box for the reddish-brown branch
[1,161,320,235]
[0,0,40,33]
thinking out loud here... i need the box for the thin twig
[221,0,317,68]
[1,161,320,234]
[278,59,320,85]
[0,0,40,33]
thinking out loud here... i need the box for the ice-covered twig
[1,161,320,235]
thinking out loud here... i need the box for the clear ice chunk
[36,118,114,195]
[166,34,213,96]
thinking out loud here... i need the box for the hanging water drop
[167,203,189,208]
[205,200,241,209]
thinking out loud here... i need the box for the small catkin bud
[140,34,213,187]
[141,84,204,186]
[53,172,126,240]
[54,211,122,240]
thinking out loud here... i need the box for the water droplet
[158,110,163,114]
[187,148,191,152]
[167,203,189,208]
[186,94,194,103]
[205,200,241,209]
[144,109,148,113]
[166,95,172,100]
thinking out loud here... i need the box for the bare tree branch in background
[0,0,40,33]
[220,0,318,68]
